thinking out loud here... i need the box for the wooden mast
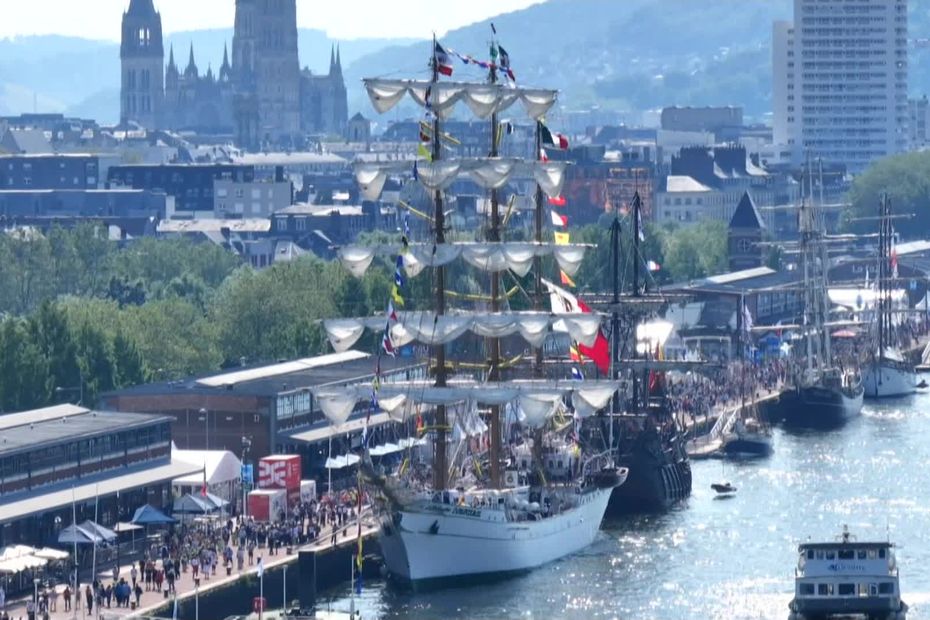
[431,35,449,491]
[487,38,503,489]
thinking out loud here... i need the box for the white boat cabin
[796,540,899,600]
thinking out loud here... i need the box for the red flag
[548,195,567,207]
[550,211,568,227]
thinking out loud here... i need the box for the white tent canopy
[172,446,242,486]
[325,454,361,469]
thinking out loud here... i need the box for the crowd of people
[8,492,369,620]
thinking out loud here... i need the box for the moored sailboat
[778,163,863,429]
[863,195,917,398]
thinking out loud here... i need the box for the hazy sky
[0,0,545,41]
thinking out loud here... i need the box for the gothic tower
[232,0,301,149]
[728,191,765,272]
[120,0,165,130]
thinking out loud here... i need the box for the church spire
[329,44,336,74]
[220,42,232,82]
[335,44,342,76]
[185,43,198,78]
[167,44,176,70]
[126,0,157,16]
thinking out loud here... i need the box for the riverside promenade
[2,514,379,620]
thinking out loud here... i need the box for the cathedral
[119,0,348,149]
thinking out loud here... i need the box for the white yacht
[789,527,907,620]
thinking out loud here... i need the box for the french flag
[435,43,454,77]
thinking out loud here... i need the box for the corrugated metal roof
[0,410,171,457]
[896,240,930,256]
[287,412,393,445]
[706,267,775,284]
[233,153,347,166]
[196,350,369,387]
[0,404,88,431]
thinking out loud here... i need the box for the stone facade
[120,0,348,149]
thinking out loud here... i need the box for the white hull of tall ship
[863,362,917,398]
[378,487,613,583]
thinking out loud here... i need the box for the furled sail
[354,159,568,201]
[337,242,589,279]
[363,79,558,120]
[322,311,602,352]
[313,380,622,426]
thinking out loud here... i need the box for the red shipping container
[248,489,286,523]
[258,454,301,491]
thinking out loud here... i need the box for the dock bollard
[297,550,317,611]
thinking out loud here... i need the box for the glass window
[879,582,894,595]
[807,549,814,560]
[839,549,854,560]
[838,584,855,596]
[879,549,886,559]
[817,583,830,596]
[857,550,867,559]
[826,551,836,560]
[800,583,815,595]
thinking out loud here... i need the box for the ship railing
[581,450,613,478]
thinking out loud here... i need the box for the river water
[305,391,930,619]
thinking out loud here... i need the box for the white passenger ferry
[788,527,907,620]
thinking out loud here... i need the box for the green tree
[74,323,116,406]
[657,221,727,281]
[27,301,81,398]
[0,318,50,411]
[848,151,930,234]
[123,298,221,379]
[113,330,148,388]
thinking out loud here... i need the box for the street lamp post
[194,582,199,620]
[200,408,208,450]
[241,436,252,518]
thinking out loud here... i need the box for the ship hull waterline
[721,433,773,459]
[606,459,691,514]
[779,385,864,429]
[378,486,613,585]
[863,362,917,399]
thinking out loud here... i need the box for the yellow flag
[417,143,432,161]
[554,231,570,246]
[560,270,576,287]
[391,284,405,307]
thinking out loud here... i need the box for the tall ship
[593,194,692,512]
[314,35,624,584]
[862,195,917,398]
[779,166,863,428]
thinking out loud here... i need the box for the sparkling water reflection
[311,392,930,619]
